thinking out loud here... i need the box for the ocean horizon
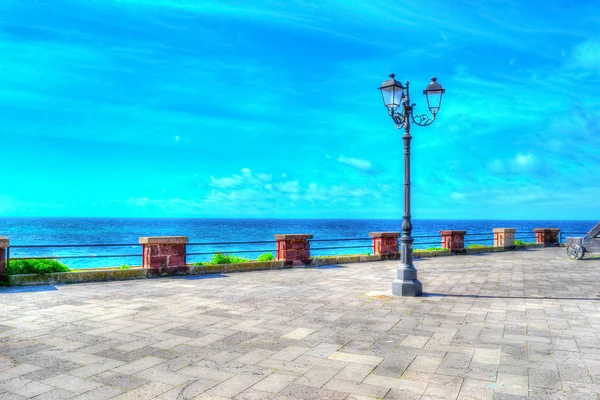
[1,217,595,269]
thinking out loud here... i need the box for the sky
[0,0,599,219]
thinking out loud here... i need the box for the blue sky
[0,0,599,219]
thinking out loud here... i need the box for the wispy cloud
[337,155,375,173]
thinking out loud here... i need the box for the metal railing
[3,230,562,269]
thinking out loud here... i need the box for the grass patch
[466,244,493,249]
[119,264,131,270]
[7,259,70,275]
[514,239,536,246]
[419,247,449,252]
[192,253,251,266]
[256,252,275,262]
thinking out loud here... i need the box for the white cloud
[570,38,600,71]
[275,180,300,193]
[210,175,244,189]
[337,155,374,172]
[515,153,534,167]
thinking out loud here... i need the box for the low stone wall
[6,243,546,286]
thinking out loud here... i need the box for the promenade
[1,247,599,399]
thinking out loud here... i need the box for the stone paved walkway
[2,248,600,399]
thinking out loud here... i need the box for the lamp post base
[392,266,422,297]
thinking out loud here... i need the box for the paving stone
[457,378,495,399]
[234,389,277,399]
[279,383,348,400]
[363,374,428,394]
[69,358,125,378]
[495,373,529,396]
[111,381,173,400]
[69,385,125,400]
[203,373,266,398]
[91,371,150,390]
[334,363,374,383]
[0,378,54,397]
[406,355,442,373]
[323,378,390,398]
[112,356,166,375]
[251,372,297,393]
[28,388,76,399]
[281,328,317,340]
[40,374,104,393]
[157,378,219,399]
[270,346,311,361]
[327,352,383,366]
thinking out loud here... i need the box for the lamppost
[378,74,445,296]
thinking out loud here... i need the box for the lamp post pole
[378,74,445,297]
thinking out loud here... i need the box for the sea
[0,218,595,269]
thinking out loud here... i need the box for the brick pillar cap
[533,228,560,232]
[440,230,466,234]
[274,234,313,240]
[369,232,400,238]
[0,237,8,247]
[139,236,188,244]
[493,228,516,233]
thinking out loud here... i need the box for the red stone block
[291,240,306,250]
[168,255,186,267]
[285,250,298,261]
[149,256,167,268]
[298,250,310,259]
[140,237,188,269]
[534,228,560,246]
[370,233,399,255]
[274,234,312,264]
[440,230,466,252]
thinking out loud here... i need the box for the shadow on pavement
[424,293,600,301]
[0,285,59,293]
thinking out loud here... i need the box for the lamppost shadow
[422,293,600,301]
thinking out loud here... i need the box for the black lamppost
[378,74,446,296]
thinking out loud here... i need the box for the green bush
[257,252,275,262]
[421,247,448,252]
[212,253,250,264]
[7,259,70,275]
[466,244,492,249]
[192,253,251,266]
[514,239,535,246]
[119,264,131,270]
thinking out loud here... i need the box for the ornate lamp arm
[390,109,405,129]
[409,103,436,127]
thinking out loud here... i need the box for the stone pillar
[274,234,312,265]
[369,232,400,255]
[493,228,516,248]
[0,237,8,276]
[534,228,560,247]
[139,236,188,270]
[440,230,466,254]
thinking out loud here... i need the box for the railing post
[369,232,400,257]
[0,237,8,278]
[493,228,516,248]
[139,236,188,272]
[534,228,560,247]
[440,230,466,254]
[559,231,562,246]
[274,234,312,265]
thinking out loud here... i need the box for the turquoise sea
[0,218,595,269]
